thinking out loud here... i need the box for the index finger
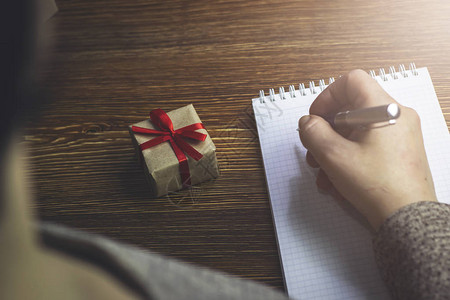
[310,69,397,118]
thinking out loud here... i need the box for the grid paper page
[252,67,450,300]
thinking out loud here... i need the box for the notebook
[252,65,450,300]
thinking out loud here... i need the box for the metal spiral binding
[289,85,296,98]
[269,88,275,102]
[368,64,419,82]
[389,66,398,80]
[410,62,418,75]
[399,64,408,77]
[258,63,418,103]
[299,83,306,96]
[309,81,317,94]
[279,87,286,99]
[379,68,388,81]
[319,79,326,91]
[258,77,334,103]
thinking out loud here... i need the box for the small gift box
[129,104,219,197]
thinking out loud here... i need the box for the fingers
[310,69,398,118]
[316,169,332,191]
[306,151,319,168]
[316,169,345,202]
[298,115,354,168]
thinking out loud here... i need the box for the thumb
[298,115,352,167]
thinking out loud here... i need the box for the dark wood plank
[26,0,450,291]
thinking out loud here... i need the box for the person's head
[1,0,45,215]
[2,0,32,140]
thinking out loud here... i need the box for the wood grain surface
[27,0,450,291]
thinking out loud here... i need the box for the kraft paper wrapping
[129,104,219,197]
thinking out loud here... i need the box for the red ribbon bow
[131,108,207,188]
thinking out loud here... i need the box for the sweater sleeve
[373,201,450,300]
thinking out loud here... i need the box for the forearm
[373,201,450,299]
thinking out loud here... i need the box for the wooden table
[28,0,450,291]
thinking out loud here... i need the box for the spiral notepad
[252,65,450,300]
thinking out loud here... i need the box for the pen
[297,103,401,131]
[332,103,400,127]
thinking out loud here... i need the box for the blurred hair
[1,0,38,152]
[1,0,38,216]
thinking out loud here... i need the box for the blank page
[252,67,450,299]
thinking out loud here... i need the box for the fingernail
[298,115,311,131]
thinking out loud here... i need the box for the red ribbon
[131,108,207,188]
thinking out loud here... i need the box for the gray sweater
[39,201,450,299]
[373,201,450,299]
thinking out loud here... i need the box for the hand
[298,69,437,230]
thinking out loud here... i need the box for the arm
[298,69,450,298]
[374,201,450,299]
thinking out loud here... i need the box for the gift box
[129,104,219,197]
